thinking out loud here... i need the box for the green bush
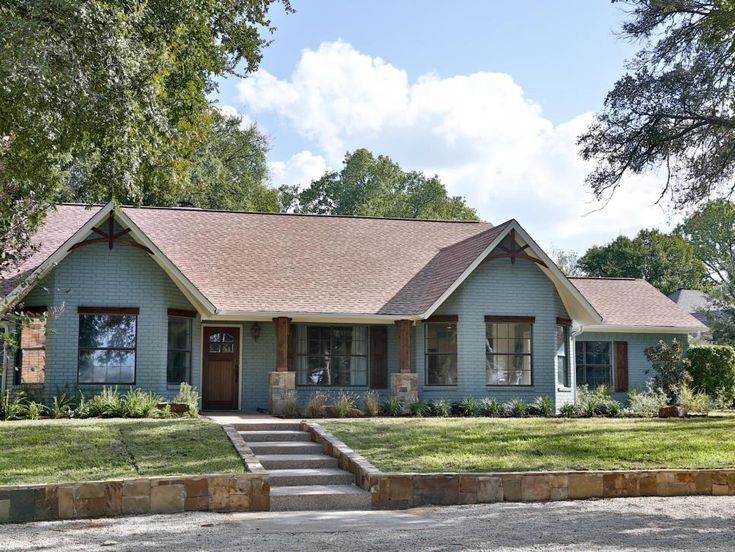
[509,399,527,417]
[576,385,623,417]
[383,397,402,417]
[122,388,161,418]
[51,388,78,419]
[430,399,450,417]
[173,382,200,416]
[1,390,29,420]
[531,396,554,417]
[559,403,575,418]
[363,391,381,417]
[687,345,735,407]
[87,387,125,418]
[678,383,712,414]
[644,339,690,404]
[25,401,46,420]
[408,399,430,417]
[479,398,502,417]
[453,398,479,417]
[627,385,668,417]
[303,392,328,418]
[331,392,357,418]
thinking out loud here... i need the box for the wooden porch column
[273,317,291,372]
[395,319,412,374]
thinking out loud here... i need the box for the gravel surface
[2,496,734,551]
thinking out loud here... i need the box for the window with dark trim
[78,312,137,384]
[167,316,192,385]
[296,326,368,386]
[425,321,457,386]
[556,323,570,388]
[575,341,613,389]
[485,317,533,385]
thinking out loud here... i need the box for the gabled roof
[571,277,708,333]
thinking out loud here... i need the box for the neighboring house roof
[668,288,718,326]
[571,277,707,332]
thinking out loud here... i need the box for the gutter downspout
[0,322,8,395]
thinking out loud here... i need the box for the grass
[0,417,245,485]
[321,417,735,473]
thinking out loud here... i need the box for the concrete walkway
[2,496,734,551]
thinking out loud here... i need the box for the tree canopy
[578,229,709,296]
[284,149,478,220]
[578,0,735,206]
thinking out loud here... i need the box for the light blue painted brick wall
[413,258,570,408]
[575,331,685,402]
[14,241,201,402]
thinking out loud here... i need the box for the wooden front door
[202,327,240,410]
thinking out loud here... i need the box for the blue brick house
[0,203,705,413]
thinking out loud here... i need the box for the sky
[214,1,680,254]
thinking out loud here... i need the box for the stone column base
[268,371,296,416]
[391,372,418,403]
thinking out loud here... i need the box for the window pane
[168,318,191,350]
[79,315,136,349]
[426,323,457,354]
[167,351,191,385]
[427,354,457,385]
[485,321,532,386]
[296,325,368,386]
[79,350,135,384]
[575,340,612,388]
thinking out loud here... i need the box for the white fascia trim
[204,311,420,324]
[114,208,217,315]
[0,203,113,312]
[421,219,603,324]
[581,324,705,334]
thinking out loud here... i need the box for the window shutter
[288,324,298,371]
[369,326,388,389]
[614,341,628,392]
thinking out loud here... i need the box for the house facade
[0,204,705,413]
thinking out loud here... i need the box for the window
[208,331,234,353]
[556,324,570,388]
[486,320,532,385]
[296,326,368,386]
[575,341,612,389]
[168,317,192,385]
[425,322,457,385]
[78,314,137,384]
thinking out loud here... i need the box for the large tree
[287,149,478,220]
[578,0,735,206]
[578,229,709,295]
[678,199,735,285]
[0,0,290,273]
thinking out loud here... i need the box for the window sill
[423,384,458,389]
[485,384,534,388]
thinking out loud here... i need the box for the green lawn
[0,418,245,485]
[321,417,735,472]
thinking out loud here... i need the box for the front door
[202,326,240,410]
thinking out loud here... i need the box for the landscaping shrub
[678,383,712,415]
[532,396,554,417]
[383,397,402,417]
[280,390,301,418]
[331,392,357,418]
[363,391,381,417]
[25,401,46,420]
[408,399,430,417]
[479,397,502,417]
[51,388,77,419]
[559,403,575,418]
[644,339,690,404]
[87,387,125,418]
[454,397,479,417]
[627,384,668,417]
[430,399,450,417]
[686,345,735,407]
[173,382,200,416]
[304,392,328,418]
[576,385,623,417]
[509,399,527,417]
[122,389,161,418]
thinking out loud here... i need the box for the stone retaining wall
[302,422,735,509]
[0,473,269,524]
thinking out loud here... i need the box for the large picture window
[296,326,368,386]
[78,312,137,384]
[575,341,612,389]
[425,322,457,386]
[167,317,192,385]
[486,318,533,385]
[556,323,570,388]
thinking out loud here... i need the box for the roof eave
[581,324,708,334]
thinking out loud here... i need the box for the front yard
[321,416,735,472]
[0,418,244,485]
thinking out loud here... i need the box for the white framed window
[575,340,613,389]
[296,325,368,386]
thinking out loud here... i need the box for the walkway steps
[270,485,372,512]
[240,430,311,442]
[258,454,338,470]
[247,441,324,455]
[269,468,355,486]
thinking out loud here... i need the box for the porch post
[391,319,418,403]
[269,316,295,415]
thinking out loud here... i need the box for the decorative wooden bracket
[69,212,153,254]
[483,228,547,267]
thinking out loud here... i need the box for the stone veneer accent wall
[0,473,269,524]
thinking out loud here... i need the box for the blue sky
[215,1,674,253]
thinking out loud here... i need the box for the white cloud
[215,104,254,129]
[268,150,328,188]
[237,40,677,252]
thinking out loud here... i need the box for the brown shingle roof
[122,206,495,315]
[570,277,707,329]
[1,205,103,298]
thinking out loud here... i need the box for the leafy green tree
[578,1,735,206]
[549,247,583,277]
[578,229,708,296]
[644,339,690,405]
[291,149,478,220]
[678,199,735,285]
[0,0,290,269]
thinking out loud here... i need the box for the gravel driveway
[2,496,734,551]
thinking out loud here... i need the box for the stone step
[259,454,338,470]
[234,422,302,432]
[270,485,372,511]
[247,441,324,455]
[269,468,355,487]
[240,430,311,442]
